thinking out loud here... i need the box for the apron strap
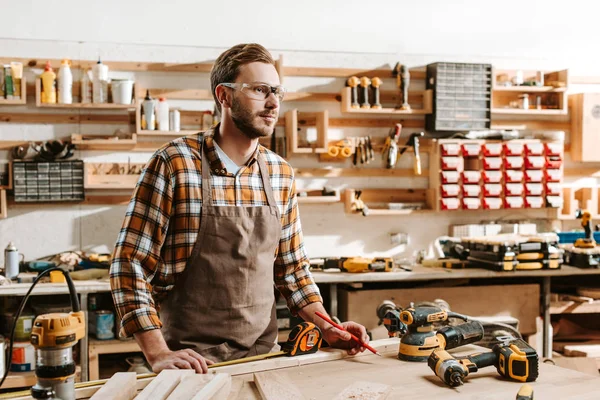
[200,138,213,204]
[256,150,278,211]
[201,136,278,213]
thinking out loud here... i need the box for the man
[110,43,370,374]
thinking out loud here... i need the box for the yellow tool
[428,337,539,387]
[347,76,360,109]
[327,139,353,159]
[574,209,596,248]
[370,77,382,109]
[0,267,85,400]
[359,76,371,109]
[516,384,534,400]
[564,209,600,268]
[324,257,393,273]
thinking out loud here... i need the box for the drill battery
[462,234,562,272]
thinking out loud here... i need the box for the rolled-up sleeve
[274,176,322,314]
[110,153,174,337]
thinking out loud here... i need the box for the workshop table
[312,265,600,359]
[2,265,600,382]
[224,341,600,399]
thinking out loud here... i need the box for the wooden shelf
[35,78,136,109]
[550,300,600,315]
[136,130,198,136]
[0,77,27,105]
[71,134,137,150]
[297,189,340,204]
[493,86,567,93]
[2,370,37,389]
[492,68,568,115]
[492,108,567,115]
[294,167,429,178]
[340,87,432,115]
[344,188,432,216]
[84,163,144,189]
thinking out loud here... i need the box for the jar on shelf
[518,94,529,110]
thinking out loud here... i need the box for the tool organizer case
[462,234,562,271]
[12,160,85,202]
[426,62,492,133]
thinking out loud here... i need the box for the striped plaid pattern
[110,126,322,338]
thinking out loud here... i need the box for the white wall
[0,1,598,263]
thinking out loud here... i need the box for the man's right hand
[149,349,214,374]
[133,329,214,374]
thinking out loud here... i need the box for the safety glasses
[220,82,286,102]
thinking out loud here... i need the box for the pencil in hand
[314,311,381,356]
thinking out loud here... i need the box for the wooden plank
[253,371,305,400]
[191,373,231,400]
[166,374,213,399]
[135,369,195,400]
[564,344,600,358]
[89,372,136,400]
[552,357,600,376]
[332,381,392,400]
[0,190,6,219]
[0,112,133,124]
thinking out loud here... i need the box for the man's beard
[231,97,277,139]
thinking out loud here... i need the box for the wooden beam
[89,372,136,400]
[135,370,195,400]
[294,168,429,178]
[0,190,6,219]
[253,371,305,400]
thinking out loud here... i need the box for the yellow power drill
[428,336,539,387]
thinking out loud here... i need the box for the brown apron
[159,138,281,362]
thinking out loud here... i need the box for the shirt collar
[202,124,260,176]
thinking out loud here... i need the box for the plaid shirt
[110,126,322,338]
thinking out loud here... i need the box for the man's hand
[321,320,369,356]
[149,349,214,374]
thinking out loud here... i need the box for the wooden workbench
[221,341,600,399]
[2,339,598,399]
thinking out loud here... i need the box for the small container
[524,170,543,183]
[462,171,481,184]
[462,198,481,210]
[462,185,481,197]
[81,69,93,103]
[440,197,460,211]
[90,310,115,340]
[110,79,134,105]
[11,342,35,372]
[441,157,461,171]
[482,157,502,170]
[545,169,561,182]
[440,171,460,184]
[505,184,524,196]
[525,197,544,209]
[483,184,503,197]
[157,98,169,131]
[519,94,529,110]
[482,143,503,157]
[483,197,503,210]
[441,184,460,197]
[440,143,461,156]
[483,170,502,183]
[4,242,20,279]
[504,197,524,209]
[169,109,180,132]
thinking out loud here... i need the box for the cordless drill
[428,336,539,387]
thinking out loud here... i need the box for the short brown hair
[211,43,275,114]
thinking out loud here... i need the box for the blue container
[557,231,600,244]
[92,310,115,340]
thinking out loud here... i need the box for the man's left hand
[321,321,369,355]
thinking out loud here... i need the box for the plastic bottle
[40,61,57,104]
[58,59,73,104]
[142,90,155,131]
[81,68,92,103]
[157,97,169,131]
[92,59,109,104]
